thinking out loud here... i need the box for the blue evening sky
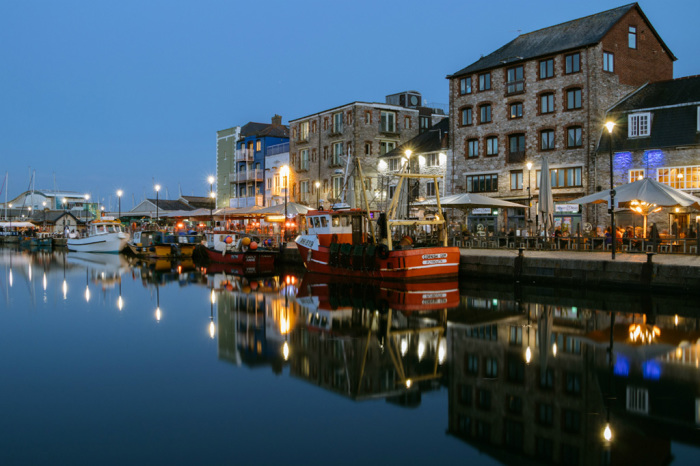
[1,0,697,210]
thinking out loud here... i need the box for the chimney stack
[271,114,282,126]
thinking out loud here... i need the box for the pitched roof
[600,76,700,152]
[609,75,700,112]
[448,3,674,78]
[145,199,196,211]
[240,121,289,138]
[181,195,214,209]
[382,119,450,158]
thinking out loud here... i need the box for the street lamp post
[116,189,123,221]
[42,201,47,229]
[280,165,289,242]
[526,161,533,235]
[154,184,161,224]
[84,194,90,223]
[208,176,215,229]
[605,121,616,260]
[315,181,320,209]
[404,150,412,220]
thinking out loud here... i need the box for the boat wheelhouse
[66,218,128,253]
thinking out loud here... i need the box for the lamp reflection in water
[524,304,532,364]
[209,287,216,339]
[62,254,67,300]
[43,271,47,291]
[155,286,162,322]
[84,269,90,303]
[117,279,123,311]
[8,255,13,288]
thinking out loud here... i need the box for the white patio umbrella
[570,177,700,236]
[417,193,525,209]
[256,202,314,217]
[538,157,554,237]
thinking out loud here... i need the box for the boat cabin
[304,209,377,247]
[87,219,125,237]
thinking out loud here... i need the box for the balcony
[235,149,254,162]
[237,169,263,182]
[266,142,289,156]
[229,196,263,208]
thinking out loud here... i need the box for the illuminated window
[460,77,472,94]
[629,169,645,182]
[658,166,700,190]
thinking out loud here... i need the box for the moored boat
[295,170,459,281]
[67,218,128,253]
[203,230,277,267]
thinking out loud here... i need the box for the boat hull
[296,242,460,281]
[67,233,128,253]
[204,247,276,268]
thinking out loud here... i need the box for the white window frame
[379,140,396,156]
[332,176,343,199]
[628,112,651,137]
[388,157,400,171]
[629,168,646,183]
[299,121,309,140]
[603,52,614,72]
[697,106,700,132]
[380,111,396,133]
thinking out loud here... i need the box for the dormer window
[628,112,651,137]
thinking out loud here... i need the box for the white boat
[67,218,129,253]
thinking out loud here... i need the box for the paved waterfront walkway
[458,247,700,267]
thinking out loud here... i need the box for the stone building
[287,91,445,209]
[447,3,675,235]
[598,75,700,235]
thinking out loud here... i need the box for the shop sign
[555,204,579,213]
[471,208,491,215]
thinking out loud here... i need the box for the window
[465,354,479,374]
[300,180,309,200]
[536,437,554,462]
[567,88,582,110]
[509,326,522,345]
[419,116,429,132]
[510,171,523,190]
[603,52,614,72]
[299,121,309,141]
[404,116,411,129]
[507,395,523,414]
[479,72,491,91]
[627,387,649,414]
[565,336,581,354]
[332,176,343,199]
[541,129,555,150]
[508,134,525,163]
[507,358,525,383]
[460,77,472,94]
[629,112,651,137]
[427,153,439,167]
[331,142,343,166]
[300,149,309,171]
[477,389,491,410]
[460,107,473,126]
[537,403,553,426]
[565,52,580,74]
[332,112,343,133]
[380,111,396,133]
[540,93,554,114]
[510,102,523,119]
[466,174,498,193]
[485,358,498,378]
[629,168,645,182]
[567,126,583,148]
[426,181,436,197]
[364,142,371,155]
[256,140,261,151]
[479,104,491,123]
[539,58,554,79]
[629,26,637,49]
[486,136,498,156]
[459,384,473,405]
[546,167,582,188]
[540,368,554,389]
[565,372,582,395]
[506,65,524,94]
[311,120,317,133]
[467,139,479,158]
[388,158,400,171]
[379,141,396,155]
[563,409,581,433]
[365,111,372,124]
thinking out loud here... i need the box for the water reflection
[1,247,699,464]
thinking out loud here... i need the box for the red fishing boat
[203,230,277,268]
[295,170,459,281]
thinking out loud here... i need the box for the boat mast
[354,158,376,244]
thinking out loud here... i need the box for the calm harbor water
[1,247,699,465]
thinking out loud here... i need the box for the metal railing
[266,142,289,156]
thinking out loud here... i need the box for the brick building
[598,75,700,235]
[447,3,675,235]
[287,91,445,210]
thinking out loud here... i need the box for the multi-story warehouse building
[216,115,289,208]
[287,91,445,209]
[447,3,675,235]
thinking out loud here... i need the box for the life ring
[376,244,389,260]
